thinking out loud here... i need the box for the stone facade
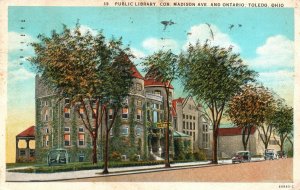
[172,96,213,154]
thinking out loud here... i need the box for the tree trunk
[102,130,109,174]
[92,136,98,164]
[212,125,218,164]
[165,86,170,168]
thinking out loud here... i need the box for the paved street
[65,158,292,182]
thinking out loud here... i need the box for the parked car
[264,149,278,160]
[277,151,287,159]
[232,151,251,163]
[47,149,70,166]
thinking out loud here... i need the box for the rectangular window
[193,122,195,130]
[183,121,185,129]
[121,126,129,135]
[45,101,48,106]
[193,116,195,120]
[20,150,26,156]
[183,114,185,119]
[190,115,192,120]
[136,83,142,91]
[79,127,84,132]
[64,134,71,146]
[122,108,128,119]
[78,134,85,146]
[153,111,158,123]
[190,122,192,130]
[110,129,113,136]
[45,135,49,146]
[193,132,195,141]
[79,107,84,118]
[64,127,70,132]
[44,109,49,121]
[109,109,113,120]
[136,127,142,136]
[64,107,70,118]
[154,90,161,95]
[137,109,142,120]
[65,98,70,104]
[137,100,142,106]
[45,128,49,134]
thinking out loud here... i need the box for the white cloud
[131,48,146,59]
[247,35,294,70]
[8,32,36,52]
[72,25,99,36]
[184,24,240,52]
[142,37,179,53]
[8,59,35,82]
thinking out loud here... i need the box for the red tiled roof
[218,127,256,136]
[144,78,174,89]
[131,65,143,79]
[17,126,35,137]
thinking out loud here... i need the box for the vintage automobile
[47,149,70,166]
[232,151,251,163]
[264,149,278,160]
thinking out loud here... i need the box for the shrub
[193,150,207,161]
[110,151,122,161]
[185,152,194,160]
[129,154,140,162]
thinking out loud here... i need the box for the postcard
[0,0,298,190]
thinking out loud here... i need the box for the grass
[7,160,206,173]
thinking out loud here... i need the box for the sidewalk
[6,158,264,182]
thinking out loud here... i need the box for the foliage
[29,23,134,166]
[179,42,257,163]
[228,84,275,150]
[110,151,122,161]
[272,104,293,151]
[142,50,179,167]
[193,150,207,161]
[174,139,185,160]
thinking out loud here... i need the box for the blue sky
[7,7,294,130]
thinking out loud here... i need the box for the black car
[232,151,251,163]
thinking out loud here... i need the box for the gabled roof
[144,78,174,89]
[17,126,35,137]
[218,127,256,136]
[131,65,143,79]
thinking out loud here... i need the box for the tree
[179,42,256,163]
[272,104,293,152]
[142,50,178,167]
[29,24,133,167]
[228,84,274,150]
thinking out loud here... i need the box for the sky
[7,7,294,162]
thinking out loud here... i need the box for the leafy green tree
[179,42,256,163]
[142,50,178,167]
[29,24,133,168]
[272,104,293,152]
[228,84,275,150]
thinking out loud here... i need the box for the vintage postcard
[0,0,299,190]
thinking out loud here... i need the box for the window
[121,126,129,135]
[137,100,142,106]
[30,149,35,157]
[78,134,85,146]
[203,133,208,148]
[190,122,192,130]
[65,98,70,104]
[64,107,70,118]
[193,122,195,130]
[136,83,142,91]
[122,108,128,119]
[64,127,70,132]
[153,103,159,109]
[190,115,192,120]
[110,129,113,136]
[79,107,84,118]
[20,150,26,156]
[136,127,142,136]
[193,116,195,120]
[45,128,49,134]
[45,101,48,106]
[79,127,84,132]
[45,135,49,146]
[153,111,158,123]
[109,109,113,120]
[183,121,185,129]
[44,109,49,121]
[183,114,185,119]
[64,134,71,146]
[193,132,195,141]
[92,108,97,119]
[136,109,142,121]
[154,90,161,95]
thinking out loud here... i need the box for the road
[65,158,293,182]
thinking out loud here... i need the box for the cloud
[8,59,35,82]
[142,37,179,53]
[246,35,294,71]
[184,24,240,52]
[71,25,99,36]
[8,32,36,52]
[131,48,146,59]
